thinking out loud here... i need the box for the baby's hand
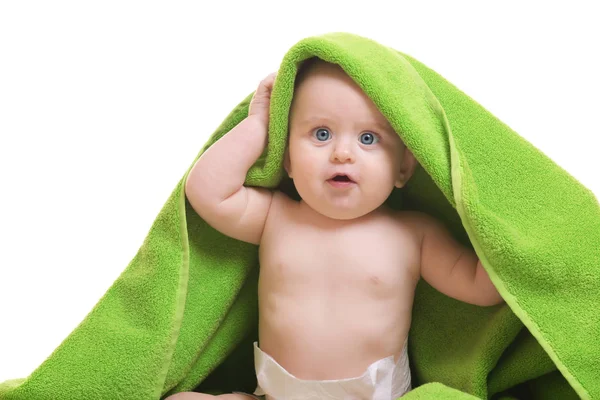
[249,72,277,128]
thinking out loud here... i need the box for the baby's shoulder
[263,189,298,226]
[392,210,459,248]
[390,209,436,239]
[270,189,296,214]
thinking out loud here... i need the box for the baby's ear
[395,146,418,188]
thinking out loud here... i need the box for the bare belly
[257,279,415,380]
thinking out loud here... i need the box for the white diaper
[250,341,411,400]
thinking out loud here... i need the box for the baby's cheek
[298,151,322,172]
[369,165,396,189]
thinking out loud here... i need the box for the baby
[173,58,503,400]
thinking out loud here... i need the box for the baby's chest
[260,226,419,295]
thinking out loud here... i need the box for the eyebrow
[298,116,394,134]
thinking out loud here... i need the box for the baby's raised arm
[411,213,504,307]
[184,73,277,245]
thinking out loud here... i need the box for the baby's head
[284,57,418,220]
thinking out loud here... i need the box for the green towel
[1,32,598,400]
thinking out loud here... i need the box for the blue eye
[313,128,330,141]
[360,132,379,145]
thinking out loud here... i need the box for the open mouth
[327,174,356,188]
[332,175,352,182]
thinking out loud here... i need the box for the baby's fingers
[258,72,277,93]
[249,72,277,122]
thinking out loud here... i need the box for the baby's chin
[303,199,381,221]
[295,182,392,221]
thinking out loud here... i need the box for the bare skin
[177,60,504,400]
[257,192,420,380]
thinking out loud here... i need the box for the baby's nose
[331,146,354,163]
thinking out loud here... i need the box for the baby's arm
[185,73,277,245]
[414,213,504,307]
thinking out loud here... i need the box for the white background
[0,1,598,383]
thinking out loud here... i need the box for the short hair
[294,57,338,89]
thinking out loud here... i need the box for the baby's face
[285,61,416,220]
